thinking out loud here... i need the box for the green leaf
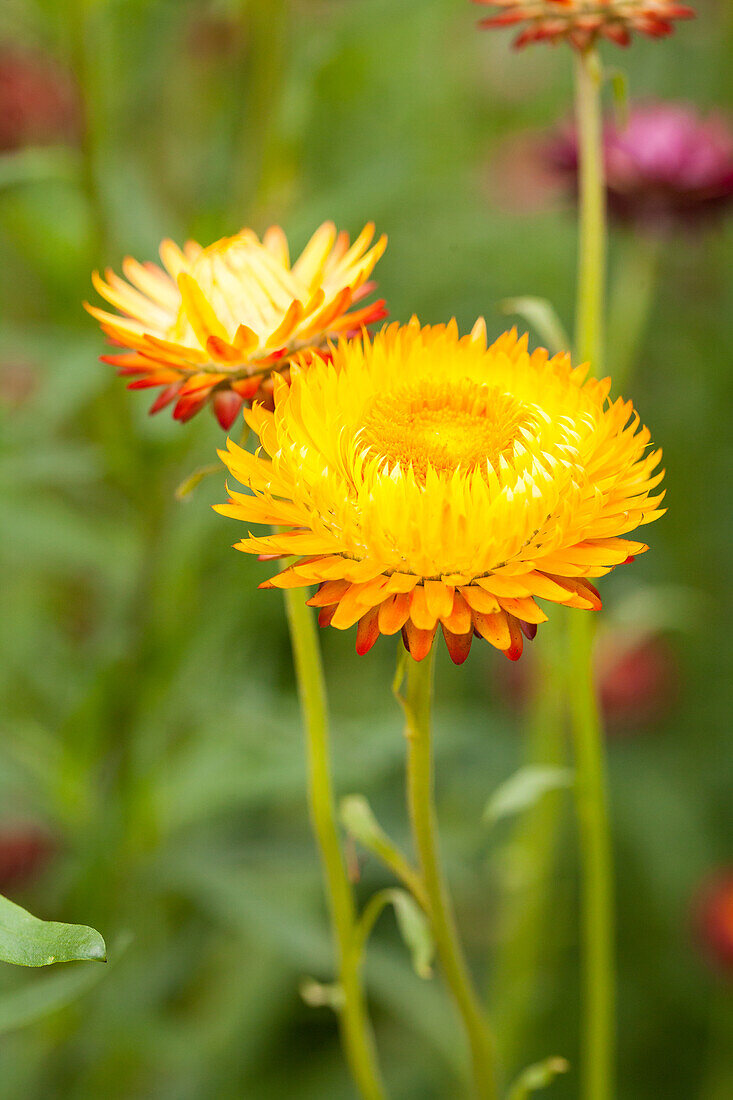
[0,893,106,967]
[507,1056,570,1100]
[174,463,223,502]
[499,298,570,356]
[483,766,574,827]
[607,68,629,130]
[340,794,384,849]
[388,889,434,980]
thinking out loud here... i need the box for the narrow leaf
[483,766,574,827]
[174,463,222,501]
[499,298,570,356]
[607,68,629,130]
[388,889,434,980]
[507,1056,570,1099]
[0,893,106,968]
[340,794,384,848]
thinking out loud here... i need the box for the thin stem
[282,589,385,1100]
[491,616,568,1078]
[403,652,498,1100]
[572,45,615,1100]
[574,48,606,373]
[568,613,615,1100]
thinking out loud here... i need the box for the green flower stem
[569,612,614,1100]
[491,616,568,1079]
[572,45,615,1100]
[283,589,385,1100]
[574,48,606,375]
[403,651,498,1100]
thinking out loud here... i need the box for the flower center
[360,377,534,480]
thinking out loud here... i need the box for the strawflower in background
[217,319,664,664]
[549,101,733,230]
[695,872,733,973]
[473,0,694,49]
[0,46,79,152]
[85,221,386,428]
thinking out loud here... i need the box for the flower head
[549,102,733,229]
[85,222,386,428]
[0,47,79,152]
[695,873,733,973]
[474,0,694,50]
[217,321,664,664]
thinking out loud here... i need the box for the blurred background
[0,1,731,1097]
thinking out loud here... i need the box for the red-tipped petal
[213,390,244,430]
[355,607,381,655]
[441,625,473,665]
[402,620,437,662]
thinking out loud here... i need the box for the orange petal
[441,626,472,665]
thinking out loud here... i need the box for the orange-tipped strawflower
[216,319,665,664]
[474,0,694,49]
[85,222,387,429]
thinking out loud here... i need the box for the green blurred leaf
[507,1056,570,1099]
[607,68,629,130]
[388,889,434,981]
[0,893,106,968]
[499,299,570,357]
[340,794,384,849]
[483,766,574,827]
[175,463,223,502]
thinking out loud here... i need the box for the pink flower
[549,102,733,230]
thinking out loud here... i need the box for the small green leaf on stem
[340,795,384,849]
[507,1056,570,1100]
[606,68,629,130]
[483,766,574,827]
[174,463,223,502]
[0,894,106,968]
[389,889,434,980]
[300,978,345,1011]
[499,298,570,356]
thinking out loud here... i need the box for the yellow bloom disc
[217,320,665,663]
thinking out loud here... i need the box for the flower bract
[217,321,664,663]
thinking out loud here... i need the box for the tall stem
[403,652,498,1100]
[572,46,615,1100]
[283,589,385,1100]
[491,617,568,1078]
[574,48,606,374]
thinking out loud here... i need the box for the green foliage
[483,767,575,828]
[0,894,106,968]
[0,0,730,1097]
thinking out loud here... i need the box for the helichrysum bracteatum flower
[549,102,733,229]
[473,0,694,49]
[85,222,386,428]
[0,46,79,152]
[217,320,664,663]
[695,873,733,972]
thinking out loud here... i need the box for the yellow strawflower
[217,320,664,663]
[85,221,386,428]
